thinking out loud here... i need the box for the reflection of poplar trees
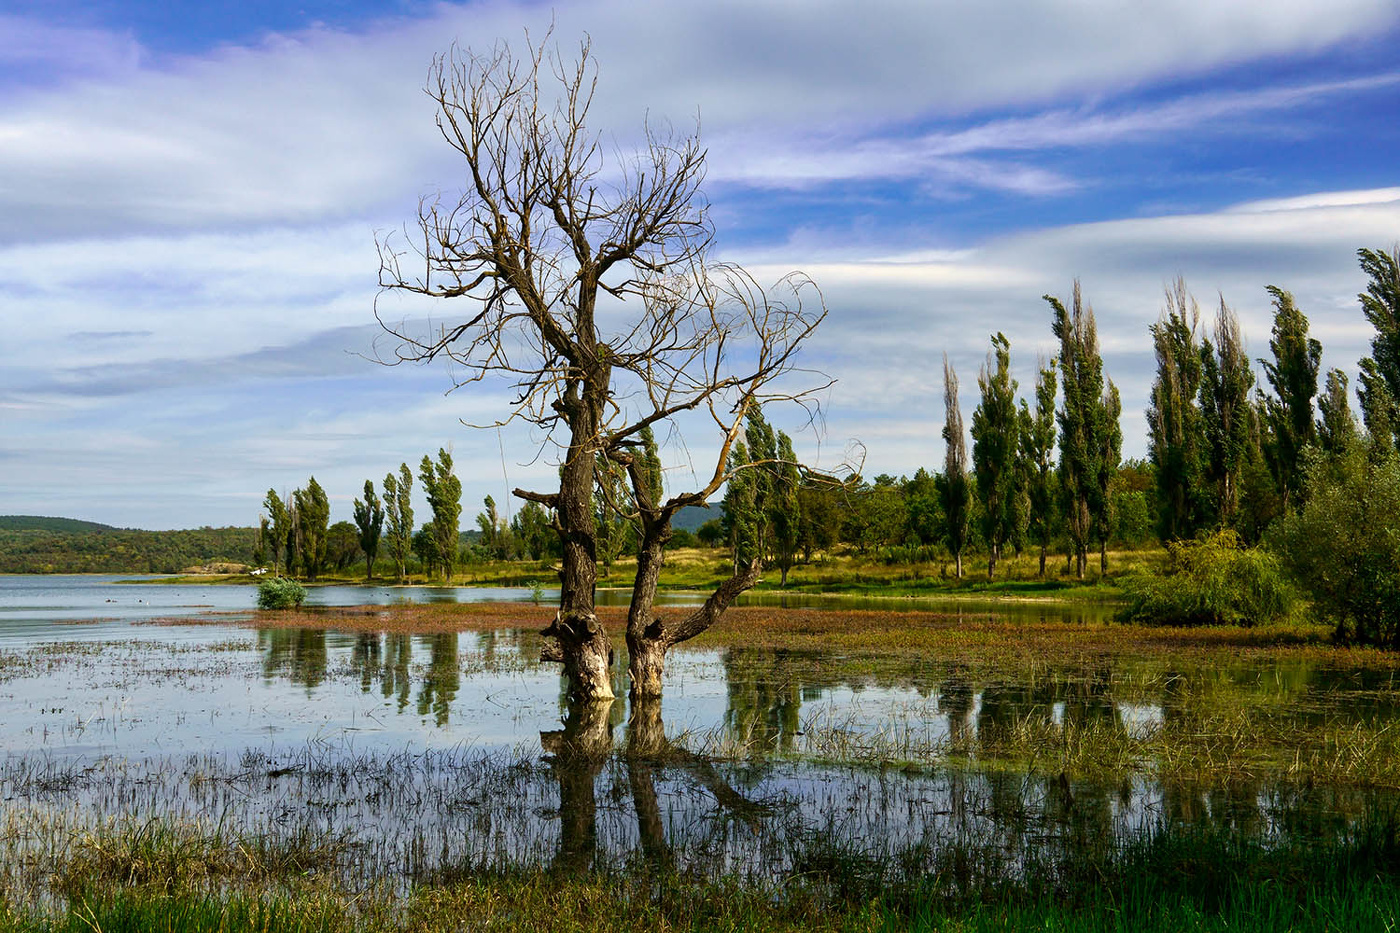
[258,628,327,689]
[416,633,460,726]
[345,632,413,712]
[723,649,803,753]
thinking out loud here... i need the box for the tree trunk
[1038,544,1047,578]
[543,386,615,702]
[627,533,761,702]
[955,551,963,579]
[987,542,999,581]
[1100,540,1108,576]
[1076,548,1086,579]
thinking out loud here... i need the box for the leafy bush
[256,577,307,610]
[1119,530,1294,626]
[1272,445,1400,647]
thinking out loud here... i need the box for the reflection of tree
[416,633,460,726]
[723,649,804,753]
[626,697,671,869]
[259,628,327,689]
[344,632,413,712]
[541,700,616,874]
[941,667,975,746]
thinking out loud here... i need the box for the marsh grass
[3,809,1398,932]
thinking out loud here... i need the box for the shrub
[1272,445,1400,647]
[256,577,307,610]
[1118,530,1294,626]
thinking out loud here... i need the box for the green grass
[3,815,1397,932]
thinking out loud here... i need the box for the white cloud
[0,1,1397,241]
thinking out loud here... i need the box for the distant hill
[0,515,117,533]
[672,503,720,533]
[0,522,257,574]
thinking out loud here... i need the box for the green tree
[1357,247,1400,450]
[292,477,329,581]
[477,494,503,560]
[512,501,556,561]
[1020,358,1058,576]
[262,489,291,575]
[797,482,841,560]
[771,431,802,586]
[1316,368,1359,456]
[1200,297,1256,528]
[382,464,414,584]
[1046,282,1116,578]
[1274,443,1400,647]
[420,449,463,582]
[1260,286,1321,509]
[1147,279,1206,541]
[936,354,972,579]
[352,479,384,581]
[970,333,1020,579]
[326,520,361,571]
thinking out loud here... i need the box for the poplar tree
[352,480,384,581]
[1317,368,1359,455]
[936,354,972,579]
[1200,298,1255,527]
[419,449,463,583]
[1020,358,1057,577]
[382,464,414,584]
[772,431,802,586]
[970,333,1019,579]
[1092,379,1123,574]
[1046,282,1113,579]
[1260,286,1321,509]
[293,477,330,581]
[1357,247,1400,450]
[262,488,291,575]
[1146,278,1206,540]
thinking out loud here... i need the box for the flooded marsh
[2,575,1399,928]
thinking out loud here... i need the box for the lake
[1,573,1395,889]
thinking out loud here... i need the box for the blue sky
[1,0,1399,529]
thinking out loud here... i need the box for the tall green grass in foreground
[3,813,1397,932]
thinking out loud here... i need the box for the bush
[1272,445,1400,648]
[1119,530,1294,626]
[256,577,307,610]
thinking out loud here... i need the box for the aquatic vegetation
[257,578,308,610]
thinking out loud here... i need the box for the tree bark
[1038,544,1047,578]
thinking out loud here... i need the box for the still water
[0,574,1394,885]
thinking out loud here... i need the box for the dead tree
[376,35,827,702]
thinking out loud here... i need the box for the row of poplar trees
[259,448,462,583]
[1147,247,1400,542]
[938,282,1121,581]
[931,247,1398,582]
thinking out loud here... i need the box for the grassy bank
[144,546,1163,604]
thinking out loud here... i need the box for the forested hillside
[0,524,257,574]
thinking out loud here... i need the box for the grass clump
[257,578,307,610]
[1119,531,1295,627]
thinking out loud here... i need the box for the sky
[1,0,1399,530]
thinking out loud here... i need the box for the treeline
[0,526,258,574]
[708,248,1399,608]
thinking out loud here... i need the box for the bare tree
[376,35,827,702]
